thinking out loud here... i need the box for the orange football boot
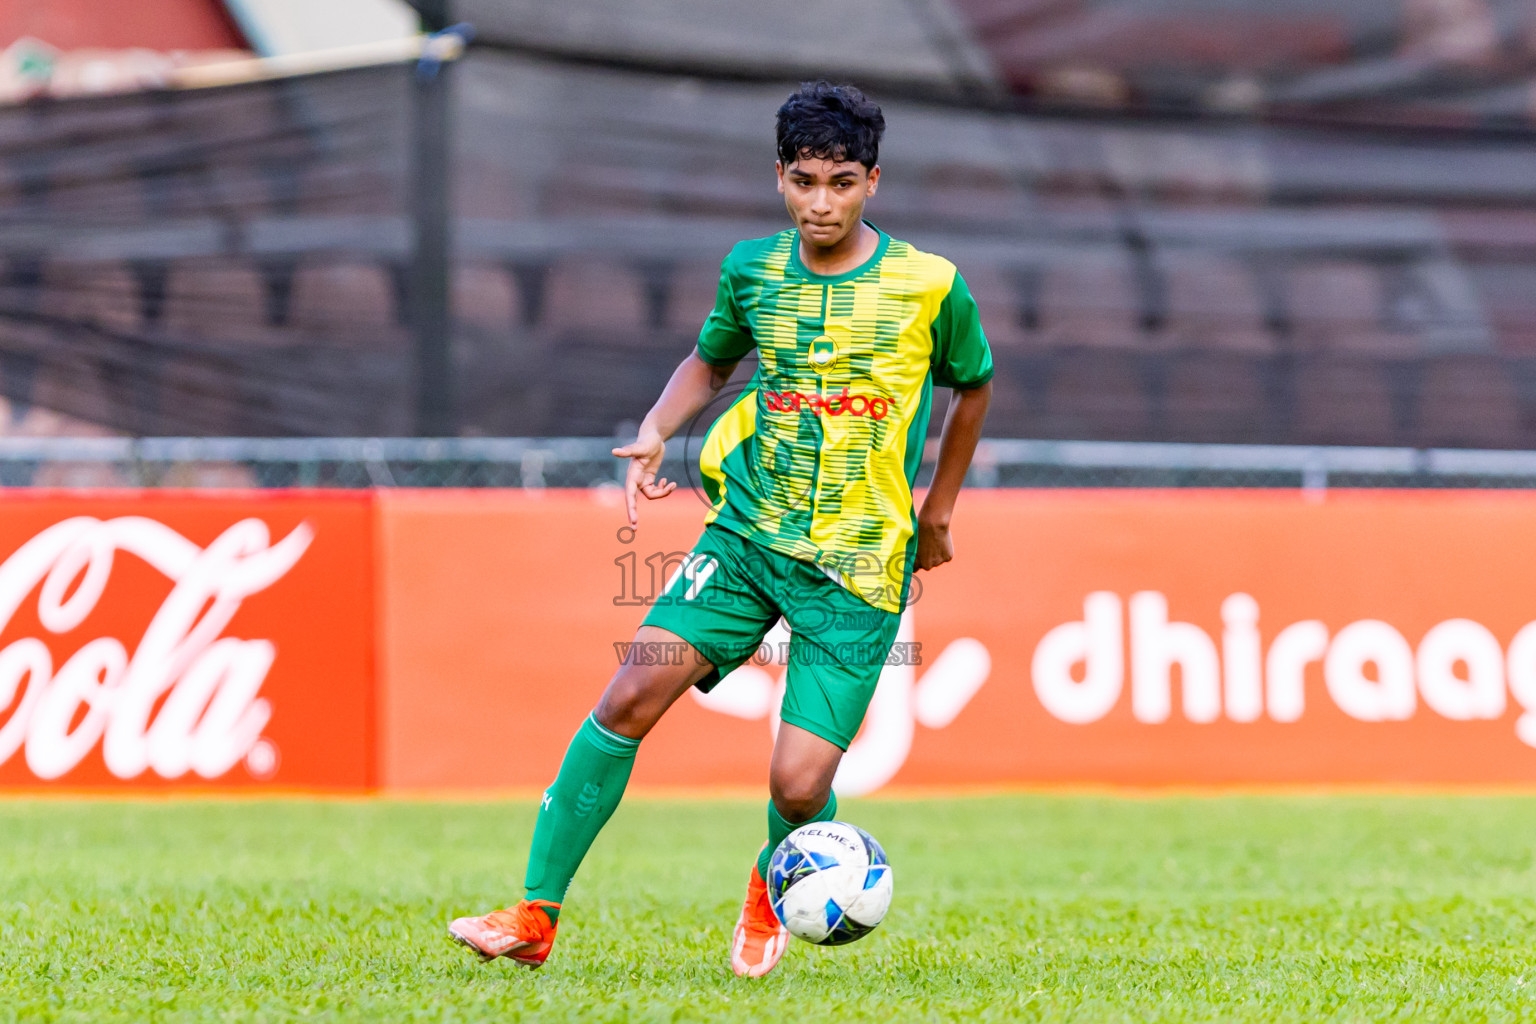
[730,847,790,977]
[448,899,561,967]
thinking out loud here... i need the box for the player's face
[777,155,880,249]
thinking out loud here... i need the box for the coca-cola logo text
[0,516,312,780]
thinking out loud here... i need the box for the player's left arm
[918,268,995,572]
[917,380,991,571]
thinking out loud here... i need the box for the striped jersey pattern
[692,225,992,612]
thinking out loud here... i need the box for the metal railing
[10,436,1536,490]
[968,440,1536,490]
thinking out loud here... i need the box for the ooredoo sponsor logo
[765,387,890,420]
[0,516,312,781]
[1033,591,1536,744]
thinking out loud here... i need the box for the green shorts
[641,524,903,750]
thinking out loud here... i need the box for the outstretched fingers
[622,459,644,526]
[620,465,676,527]
[614,437,669,527]
[640,477,677,500]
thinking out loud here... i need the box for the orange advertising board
[377,488,1536,791]
[11,487,1536,792]
[0,492,375,789]
[373,489,763,790]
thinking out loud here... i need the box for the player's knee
[769,775,831,824]
[594,665,677,738]
[593,672,651,737]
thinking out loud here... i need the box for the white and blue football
[767,821,894,945]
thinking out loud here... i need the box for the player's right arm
[613,351,739,528]
[613,251,754,528]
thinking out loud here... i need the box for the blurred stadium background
[10,3,1536,1019]
[6,0,1536,477]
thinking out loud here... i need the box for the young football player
[450,80,993,976]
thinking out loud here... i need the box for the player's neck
[797,221,879,277]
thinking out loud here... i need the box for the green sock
[523,713,640,917]
[757,792,837,879]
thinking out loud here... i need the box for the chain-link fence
[11,436,1536,491]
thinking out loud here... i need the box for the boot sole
[447,922,544,967]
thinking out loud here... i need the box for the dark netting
[448,0,1536,129]
[453,49,1536,447]
[3,44,1536,445]
[0,63,414,435]
[954,0,1536,130]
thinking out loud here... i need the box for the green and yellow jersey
[695,223,993,613]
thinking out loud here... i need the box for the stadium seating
[455,161,529,220]
[1287,263,1419,356]
[1160,253,1274,353]
[1162,354,1271,443]
[38,262,142,333]
[30,360,128,438]
[1415,356,1523,448]
[1468,263,1536,355]
[1041,349,1151,439]
[1291,359,1399,446]
[0,396,115,438]
[541,260,651,336]
[164,263,269,340]
[288,262,402,337]
[526,336,681,437]
[1037,254,1141,349]
[453,263,519,333]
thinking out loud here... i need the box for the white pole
[169,32,465,91]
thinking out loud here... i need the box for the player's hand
[612,428,677,527]
[915,511,953,571]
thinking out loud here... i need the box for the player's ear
[865,165,880,196]
[776,160,786,195]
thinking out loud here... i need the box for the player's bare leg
[590,626,717,738]
[731,722,844,978]
[449,626,714,966]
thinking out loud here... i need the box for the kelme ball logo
[768,821,894,946]
[809,336,838,374]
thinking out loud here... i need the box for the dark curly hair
[775,81,885,170]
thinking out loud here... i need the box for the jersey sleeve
[930,270,994,389]
[695,255,755,365]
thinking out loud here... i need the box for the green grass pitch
[3,793,1536,1022]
